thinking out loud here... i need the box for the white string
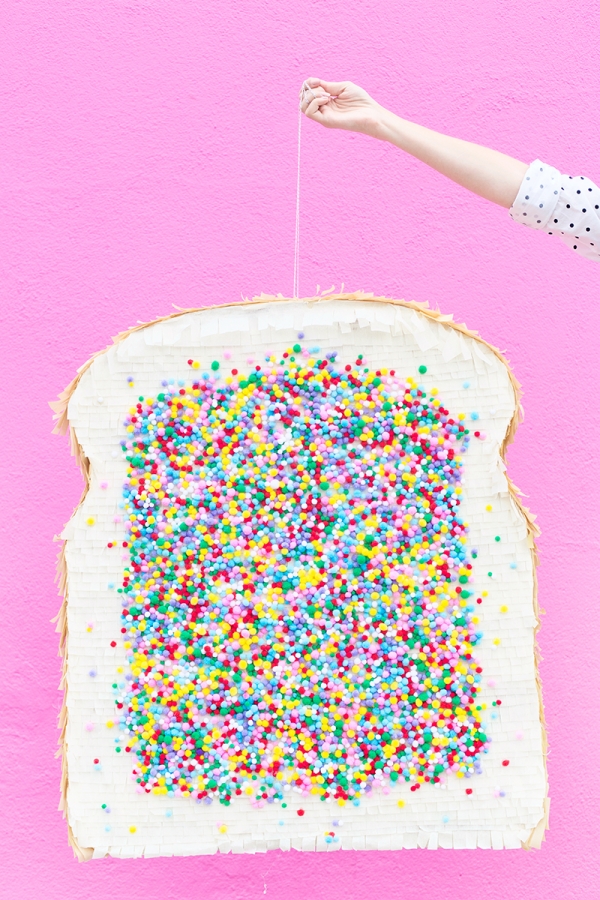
[293,100,301,299]
[294,82,316,299]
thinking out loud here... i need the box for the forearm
[373,108,529,209]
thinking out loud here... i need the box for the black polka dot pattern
[509,158,600,261]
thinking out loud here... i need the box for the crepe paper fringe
[51,292,548,860]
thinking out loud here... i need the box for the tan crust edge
[51,291,549,859]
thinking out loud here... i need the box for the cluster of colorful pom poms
[116,344,488,806]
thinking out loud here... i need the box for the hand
[299,78,384,137]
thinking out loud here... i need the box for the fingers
[298,83,316,104]
[299,82,328,99]
[300,77,342,102]
[300,84,330,112]
[303,93,332,119]
[312,79,348,96]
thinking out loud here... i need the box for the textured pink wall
[2,1,599,898]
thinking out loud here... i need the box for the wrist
[370,107,401,142]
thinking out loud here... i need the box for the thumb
[313,79,348,96]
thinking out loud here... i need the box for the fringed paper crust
[51,291,549,859]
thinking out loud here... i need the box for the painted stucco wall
[1,1,599,898]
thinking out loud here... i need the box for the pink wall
[2,1,599,897]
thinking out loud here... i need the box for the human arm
[301,79,600,260]
[300,78,528,209]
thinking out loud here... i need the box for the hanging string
[294,82,316,299]
[293,96,301,299]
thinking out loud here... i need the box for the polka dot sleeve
[509,158,600,261]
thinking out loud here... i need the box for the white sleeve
[509,158,600,262]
